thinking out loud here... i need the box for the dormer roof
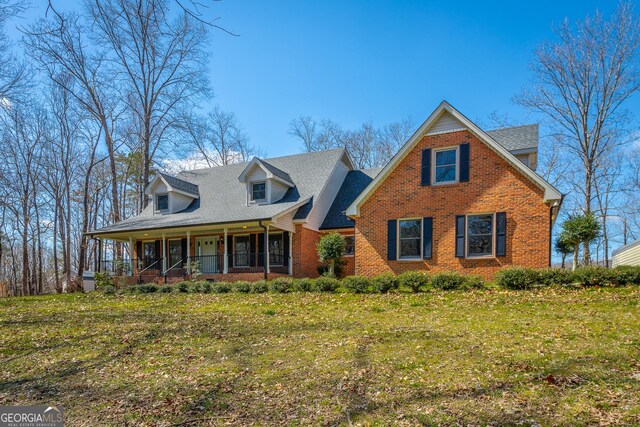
[145,173,199,197]
[238,157,295,187]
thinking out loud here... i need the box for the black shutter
[257,233,264,267]
[455,215,465,258]
[459,143,470,182]
[181,238,188,261]
[421,148,431,186]
[227,235,233,267]
[387,220,397,260]
[423,217,433,259]
[496,212,507,257]
[154,240,161,260]
[136,241,142,260]
[283,231,290,269]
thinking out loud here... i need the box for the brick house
[90,101,562,282]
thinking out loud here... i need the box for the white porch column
[266,225,270,274]
[223,228,228,274]
[288,231,293,275]
[186,231,191,274]
[162,233,166,273]
[129,237,134,276]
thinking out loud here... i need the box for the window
[433,148,458,184]
[398,219,422,259]
[251,182,266,200]
[268,233,284,265]
[168,240,182,267]
[467,214,494,257]
[143,242,156,266]
[343,235,355,256]
[156,194,168,211]
[234,235,251,267]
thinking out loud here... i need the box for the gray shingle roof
[159,172,199,196]
[91,149,346,235]
[320,168,382,230]
[487,124,538,152]
[258,159,293,184]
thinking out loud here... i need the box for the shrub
[317,233,345,277]
[251,280,269,293]
[464,275,486,290]
[397,271,430,293]
[342,275,373,293]
[101,284,116,295]
[371,273,399,293]
[137,284,159,293]
[188,280,211,293]
[537,268,575,287]
[177,282,189,293]
[432,272,469,290]
[211,282,231,293]
[292,278,314,292]
[94,272,113,290]
[313,277,339,292]
[495,267,540,290]
[614,266,640,286]
[232,281,251,293]
[574,267,614,287]
[269,277,294,293]
[159,285,173,293]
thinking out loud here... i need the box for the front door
[196,237,218,274]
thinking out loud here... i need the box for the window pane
[235,236,250,266]
[468,235,492,256]
[169,241,182,266]
[144,243,155,258]
[399,219,421,238]
[343,236,355,256]
[435,165,456,183]
[468,215,493,235]
[252,182,266,200]
[269,234,283,264]
[400,239,420,257]
[435,149,456,166]
[157,195,168,210]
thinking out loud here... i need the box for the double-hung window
[268,233,284,266]
[467,214,494,257]
[235,235,251,267]
[343,235,355,256]
[433,147,458,184]
[398,219,422,259]
[156,194,168,211]
[251,182,266,201]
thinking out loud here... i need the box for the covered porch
[93,221,293,283]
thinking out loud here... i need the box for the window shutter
[136,241,142,260]
[421,148,431,186]
[283,231,290,268]
[181,238,188,261]
[459,143,470,182]
[496,212,507,257]
[227,235,233,267]
[251,234,258,267]
[455,215,465,258]
[257,233,264,267]
[387,220,397,260]
[423,217,433,259]
[154,240,161,260]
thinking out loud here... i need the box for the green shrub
[372,273,399,293]
[159,285,173,293]
[251,280,269,293]
[464,275,486,290]
[495,267,540,290]
[94,272,113,290]
[211,282,230,293]
[232,281,251,293]
[269,277,294,293]
[432,272,469,290]
[137,284,158,293]
[613,266,640,286]
[313,277,339,292]
[342,275,373,293]
[187,280,210,293]
[177,282,189,293]
[537,268,575,287]
[397,271,430,293]
[292,278,314,292]
[574,267,614,287]
[101,284,116,295]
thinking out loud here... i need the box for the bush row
[109,266,640,295]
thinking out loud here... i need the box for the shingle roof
[159,173,199,196]
[91,149,346,235]
[487,124,538,152]
[258,159,293,184]
[320,168,382,230]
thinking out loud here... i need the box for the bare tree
[515,1,640,264]
[0,0,27,102]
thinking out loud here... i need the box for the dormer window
[156,194,169,211]
[251,182,266,201]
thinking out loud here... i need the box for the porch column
[98,238,103,272]
[129,236,134,276]
[288,231,293,275]
[186,231,191,275]
[223,228,228,274]
[162,233,166,273]
[265,225,270,277]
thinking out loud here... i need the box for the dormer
[145,173,199,214]
[238,158,295,205]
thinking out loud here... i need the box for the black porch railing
[99,259,133,276]
[190,253,289,275]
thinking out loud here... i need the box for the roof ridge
[487,123,538,132]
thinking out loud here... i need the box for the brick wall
[292,224,322,278]
[354,129,552,280]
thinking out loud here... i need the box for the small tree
[317,233,345,277]
[560,213,601,270]
[554,235,574,269]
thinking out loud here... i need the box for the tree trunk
[572,245,579,271]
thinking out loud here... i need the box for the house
[612,240,640,267]
[90,101,562,282]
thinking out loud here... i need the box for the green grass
[0,288,639,426]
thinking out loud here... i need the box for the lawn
[0,288,639,426]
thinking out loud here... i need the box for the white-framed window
[156,194,169,211]
[432,147,459,184]
[398,218,422,260]
[466,214,495,258]
[251,182,266,201]
[343,235,355,256]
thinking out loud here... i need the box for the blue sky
[6,0,636,158]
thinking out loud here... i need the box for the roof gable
[238,157,294,187]
[345,101,562,217]
[145,173,199,197]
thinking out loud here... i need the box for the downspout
[259,220,268,280]
[548,195,565,268]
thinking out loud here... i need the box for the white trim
[431,146,459,186]
[465,213,496,259]
[397,217,423,261]
[250,181,267,201]
[145,175,198,198]
[238,158,295,187]
[346,101,562,217]
[155,193,169,212]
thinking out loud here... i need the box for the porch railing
[99,259,133,276]
[190,253,289,275]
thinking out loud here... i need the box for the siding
[271,210,296,233]
[170,192,194,213]
[304,155,351,230]
[426,111,466,135]
[271,180,289,203]
[612,241,640,267]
